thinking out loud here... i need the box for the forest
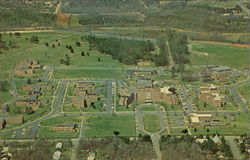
[84,31,189,67]
[0,0,55,29]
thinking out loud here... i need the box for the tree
[14,32,21,37]
[81,51,85,56]
[27,78,32,84]
[70,48,74,53]
[181,129,188,134]
[75,41,81,47]
[45,42,49,47]
[114,130,120,136]
[0,81,8,91]
[30,36,39,43]
[98,58,101,62]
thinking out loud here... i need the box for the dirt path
[193,40,250,48]
[0,29,54,34]
[54,0,62,15]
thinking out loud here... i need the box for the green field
[0,31,127,80]
[141,106,157,112]
[0,82,12,106]
[40,116,81,126]
[38,126,79,138]
[192,1,237,8]
[238,83,250,101]
[191,113,250,135]
[84,115,136,137]
[37,116,82,138]
[52,68,127,80]
[190,41,249,69]
[143,114,160,132]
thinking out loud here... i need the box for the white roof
[56,142,63,149]
[160,87,172,94]
[53,151,62,160]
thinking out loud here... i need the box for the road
[151,134,162,160]
[227,86,248,113]
[135,104,169,160]
[106,80,116,113]
[5,81,68,138]
[177,85,194,113]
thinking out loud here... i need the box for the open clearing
[84,115,136,137]
[0,31,127,79]
[143,114,160,132]
[190,41,249,69]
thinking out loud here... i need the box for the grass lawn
[84,115,136,137]
[190,41,249,69]
[0,31,129,79]
[169,127,187,135]
[23,105,51,122]
[116,105,135,112]
[0,131,13,139]
[193,1,237,8]
[141,106,157,112]
[191,124,250,135]
[52,68,127,80]
[155,102,183,111]
[0,82,12,106]
[238,83,250,101]
[37,126,79,138]
[143,114,160,132]
[63,104,80,112]
[41,116,81,126]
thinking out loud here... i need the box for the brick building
[136,87,178,105]
[0,116,24,130]
[206,65,233,82]
[198,85,226,107]
[72,82,98,109]
[14,59,42,76]
[118,87,135,106]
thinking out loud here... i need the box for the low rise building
[0,116,24,130]
[188,113,213,128]
[206,65,233,82]
[136,87,178,105]
[72,82,98,109]
[53,123,77,132]
[198,85,226,107]
[2,116,24,124]
[118,87,135,106]
[14,59,42,76]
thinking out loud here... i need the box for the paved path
[135,104,169,160]
[225,136,243,160]
[150,134,162,160]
